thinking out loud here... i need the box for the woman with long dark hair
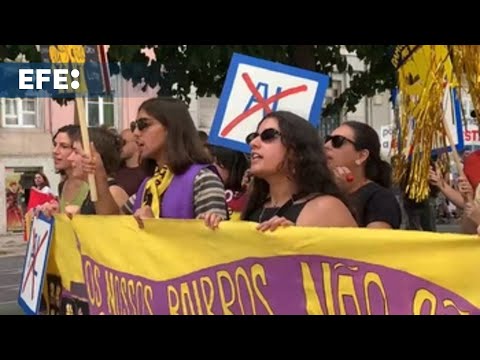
[324,121,401,229]
[81,97,227,226]
[203,111,357,231]
[32,172,52,194]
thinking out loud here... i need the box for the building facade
[0,75,158,234]
[0,50,396,234]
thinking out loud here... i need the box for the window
[323,80,342,107]
[0,98,38,128]
[319,79,342,138]
[319,113,341,140]
[461,94,476,124]
[86,74,120,128]
[87,95,116,128]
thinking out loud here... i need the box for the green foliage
[0,45,40,62]
[1,45,397,116]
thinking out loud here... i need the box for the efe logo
[19,69,80,90]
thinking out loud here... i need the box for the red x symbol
[21,230,48,300]
[220,73,308,137]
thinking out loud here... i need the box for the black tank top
[246,194,319,224]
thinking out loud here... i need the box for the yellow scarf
[142,166,174,218]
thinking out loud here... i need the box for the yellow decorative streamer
[450,46,480,128]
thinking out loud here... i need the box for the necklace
[258,197,295,223]
[259,206,281,223]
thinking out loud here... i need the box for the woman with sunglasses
[324,121,401,229]
[202,111,357,231]
[81,97,228,226]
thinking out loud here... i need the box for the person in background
[324,121,402,229]
[457,149,480,233]
[207,144,250,220]
[198,130,212,158]
[400,162,439,231]
[32,172,53,195]
[115,127,148,196]
[198,130,209,146]
[25,173,56,241]
[64,127,129,214]
[428,164,472,217]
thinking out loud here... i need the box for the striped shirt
[122,168,227,219]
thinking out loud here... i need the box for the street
[0,256,24,315]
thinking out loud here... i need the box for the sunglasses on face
[324,135,357,149]
[130,118,151,132]
[246,128,282,145]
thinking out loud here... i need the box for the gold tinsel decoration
[450,46,480,129]
[392,45,456,202]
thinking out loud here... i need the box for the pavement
[0,255,24,315]
[0,233,27,258]
[0,233,26,315]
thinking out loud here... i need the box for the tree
[0,45,397,116]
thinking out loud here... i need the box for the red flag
[27,188,55,212]
[464,150,480,191]
[24,188,56,241]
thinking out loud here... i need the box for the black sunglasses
[246,128,282,145]
[324,135,357,149]
[130,118,150,132]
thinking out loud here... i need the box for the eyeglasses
[246,128,282,145]
[130,118,151,132]
[324,135,357,149]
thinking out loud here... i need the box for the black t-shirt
[350,182,402,229]
[115,166,149,197]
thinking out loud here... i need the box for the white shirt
[38,186,53,195]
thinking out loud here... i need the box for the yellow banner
[42,215,480,315]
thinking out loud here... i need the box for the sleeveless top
[246,194,318,224]
[59,179,118,215]
[132,164,222,219]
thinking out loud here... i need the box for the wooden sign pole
[75,97,98,202]
[442,116,473,203]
